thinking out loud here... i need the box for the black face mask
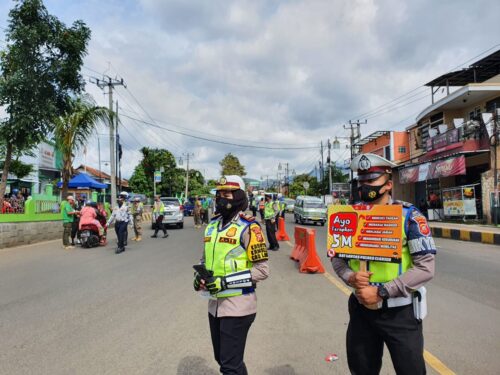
[357,183,386,203]
[216,197,234,217]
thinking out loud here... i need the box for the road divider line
[322,271,455,375]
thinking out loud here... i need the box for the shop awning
[399,155,466,184]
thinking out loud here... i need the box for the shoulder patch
[239,213,256,223]
[393,200,414,208]
[247,223,268,262]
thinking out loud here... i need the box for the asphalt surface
[1,215,499,374]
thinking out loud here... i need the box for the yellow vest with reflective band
[264,201,275,219]
[153,202,165,214]
[204,217,253,298]
[349,206,412,284]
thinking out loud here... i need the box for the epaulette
[239,213,256,223]
[393,200,414,209]
[210,214,222,222]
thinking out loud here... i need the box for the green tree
[219,153,246,176]
[0,0,90,203]
[129,164,149,195]
[289,174,321,198]
[130,147,180,197]
[53,94,109,197]
[319,164,349,194]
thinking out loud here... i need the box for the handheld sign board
[327,204,403,263]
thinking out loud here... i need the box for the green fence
[0,194,62,223]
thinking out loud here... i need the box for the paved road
[1,215,499,374]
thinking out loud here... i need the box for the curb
[430,227,500,246]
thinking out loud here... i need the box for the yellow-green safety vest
[204,216,253,298]
[264,201,275,219]
[349,206,412,284]
[131,202,143,215]
[153,202,165,214]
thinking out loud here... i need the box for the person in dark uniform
[331,153,436,375]
[264,194,279,251]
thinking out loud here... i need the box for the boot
[136,235,142,241]
[151,234,158,238]
[163,233,169,238]
[131,237,137,241]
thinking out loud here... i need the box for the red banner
[399,155,466,184]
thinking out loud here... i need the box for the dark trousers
[259,209,264,221]
[202,210,209,224]
[71,219,80,242]
[209,313,256,375]
[346,294,426,375]
[114,221,128,249]
[154,217,167,235]
[265,219,279,249]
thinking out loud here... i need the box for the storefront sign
[399,155,466,184]
[443,200,465,216]
[327,204,403,263]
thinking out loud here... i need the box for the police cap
[350,153,397,181]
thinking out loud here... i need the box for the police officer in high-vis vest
[194,175,269,375]
[264,194,279,250]
[331,153,436,375]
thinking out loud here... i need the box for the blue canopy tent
[57,173,107,189]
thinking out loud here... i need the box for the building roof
[416,84,500,122]
[353,131,390,147]
[425,49,500,87]
[76,165,129,188]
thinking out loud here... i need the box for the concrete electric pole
[90,76,126,207]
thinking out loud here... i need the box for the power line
[120,113,319,150]
[349,43,500,121]
[118,106,319,148]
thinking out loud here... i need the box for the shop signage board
[399,155,466,184]
[442,185,477,217]
[326,204,403,263]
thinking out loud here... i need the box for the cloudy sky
[1,0,500,181]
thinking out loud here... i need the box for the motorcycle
[79,216,107,248]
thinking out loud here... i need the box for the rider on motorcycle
[79,201,105,236]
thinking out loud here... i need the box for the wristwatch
[377,285,390,300]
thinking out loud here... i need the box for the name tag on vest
[219,237,237,245]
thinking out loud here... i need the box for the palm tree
[53,94,110,198]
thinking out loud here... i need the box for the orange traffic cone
[276,217,290,241]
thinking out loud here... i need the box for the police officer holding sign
[331,153,436,375]
[193,175,269,375]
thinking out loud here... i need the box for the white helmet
[277,193,283,199]
[118,191,129,199]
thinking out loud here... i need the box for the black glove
[206,276,227,295]
[193,272,203,291]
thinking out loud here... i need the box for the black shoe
[151,234,157,238]
[115,247,124,254]
[163,233,169,238]
[124,242,127,246]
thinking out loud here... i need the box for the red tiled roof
[75,165,129,188]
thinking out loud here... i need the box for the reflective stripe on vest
[349,206,412,284]
[204,217,253,298]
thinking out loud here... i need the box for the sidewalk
[429,221,500,245]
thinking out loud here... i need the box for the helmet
[118,191,129,199]
[133,196,141,202]
[86,200,97,208]
[12,188,19,194]
[277,193,282,199]
[215,175,245,191]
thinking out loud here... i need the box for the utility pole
[320,141,325,181]
[90,75,126,207]
[182,153,194,201]
[116,101,122,194]
[493,104,498,226]
[344,120,366,200]
[328,138,332,195]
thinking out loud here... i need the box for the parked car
[294,196,327,226]
[284,198,295,213]
[183,198,195,216]
[151,197,184,229]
